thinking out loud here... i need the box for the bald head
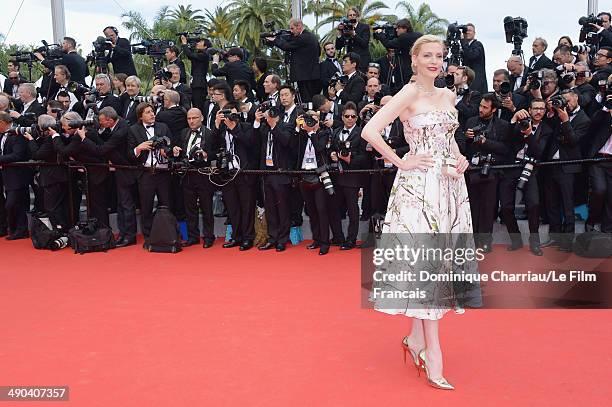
[187,107,203,130]
[506,55,524,75]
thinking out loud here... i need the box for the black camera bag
[68,219,116,254]
[147,206,182,253]
[30,215,63,250]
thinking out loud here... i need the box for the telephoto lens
[316,165,335,195]
[517,157,536,190]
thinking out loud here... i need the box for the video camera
[503,16,528,55]
[372,23,397,40]
[446,23,468,66]
[338,17,357,37]
[34,40,64,60]
[260,21,292,42]
[177,31,206,47]
[131,39,175,58]
[578,14,603,45]
[10,50,35,64]
[92,36,113,53]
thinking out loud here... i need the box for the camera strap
[266,131,274,167]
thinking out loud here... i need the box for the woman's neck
[414,77,435,92]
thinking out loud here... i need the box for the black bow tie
[145,124,154,129]
[191,130,200,136]
[342,129,350,134]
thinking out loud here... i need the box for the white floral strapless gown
[370,110,482,320]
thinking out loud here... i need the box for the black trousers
[137,171,171,238]
[43,182,69,230]
[361,174,372,217]
[183,175,216,242]
[370,171,395,215]
[4,188,28,235]
[87,179,110,228]
[300,182,330,247]
[116,172,138,240]
[466,172,499,245]
[587,160,612,232]
[544,168,575,236]
[191,87,206,113]
[222,174,255,243]
[170,174,186,221]
[329,185,360,242]
[0,181,6,233]
[289,181,304,226]
[499,169,541,244]
[296,79,321,103]
[263,178,290,244]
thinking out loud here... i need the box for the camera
[578,15,603,45]
[316,165,335,195]
[215,147,235,171]
[219,109,241,122]
[302,114,318,128]
[372,23,397,40]
[518,117,532,132]
[528,70,544,90]
[34,40,64,60]
[8,122,59,138]
[446,23,467,66]
[550,95,568,109]
[155,67,173,82]
[339,140,351,157]
[572,44,592,54]
[67,119,97,129]
[499,81,512,97]
[445,73,455,89]
[131,39,175,58]
[92,36,113,53]
[472,123,489,143]
[10,51,34,64]
[187,144,207,166]
[517,156,536,190]
[177,31,206,47]
[503,16,528,55]
[73,218,100,235]
[338,17,357,37]
[257,101,282,118]
[150,134,172,155]
[560,71,576,84]
[329,72,349,88]
[479,153,495,176]
[260,21,292,43]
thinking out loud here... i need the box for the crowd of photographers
[0,10,611,256]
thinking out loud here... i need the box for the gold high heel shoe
[401,337,424,376]
[418,350,455,390]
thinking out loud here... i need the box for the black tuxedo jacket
[211,60,257,90]
[374,31,422,83]
[320,58,341,91]
[182,45,209,88]
[460,116,512,165]
[14,101,45,126]
[335,22,371,70]
[462,39,488,93]
[543,109,591,173]
[508,121,552,161]
[455,91,482,131]
[127,121,173,168]
[52,132,109,185]
[210,122,258,171]
[255,121,293,184]
[28,136,68,187]
[294,128,332,171]
[80,119,133,172]
[120,93,140,125]
[495,92,527,122]
[339,73,366,105]
[175,125,218,173]
[110,38,137,76]
[587,109,612,158]
[0,133,30,190]
[273,30,321,82]
[202,100,220,130]
[368,119,410,167]
[156,106,188,143]
[330,126,369,187]
[168,58,187,84]
[527,54,556,73]
[41,51,87,84]
[173,83,192,110]
[509,69,528,93]
[255,71,271,103]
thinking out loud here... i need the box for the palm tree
[303,0,334,35]
[395,1,448,36]
[316,0,392,44]
[203,6,235,47]
[167,4,206,33]
[227,0,290,54]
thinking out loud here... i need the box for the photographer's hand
[511,109,529,124]
[136,141,153,155]
[9,110,21,119]
[180,35,187,46]
[226,118,237,130]
[76,127,86,141]
[330,151,339,162]
[339,151,351,164]
[501,97,516,112]
[214,111,224,129]
[23,132,34,141]
[266,114,280,129]
[323,118,334,128]
[555,106,570,123]
[465,128,475,139]
[173,146,182,157]
[254,109,264,123]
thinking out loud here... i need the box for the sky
[1,0,612,80]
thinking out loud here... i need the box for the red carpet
[1,238,611,406]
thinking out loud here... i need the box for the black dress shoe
[340,240,356,250]
[239,240,253,251]
[181,239,199,247]
[258,242,276,250]
[115,237,136,248]
[6,232,29,241]
[276,243,286,252]
[319,245,330,255]
[223,240,240,248]
[330,238,344,246]
[530,244,543,256]
[203,239,214,248]
[306,242,320,250]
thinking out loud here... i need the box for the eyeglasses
[530,107,546,111]
[212,92,224,96]
[368,63,380,68]
[595,53,609,58]
[343,114,357,118]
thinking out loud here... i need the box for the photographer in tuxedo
[78,107,137,247]
[461,24,488,94]
[51,111,110,227]
[336,52,366,105]
[128,103,173,246]
[156,90,188,142]
[527,38,556,74]
[327,102,369,250]
[104,26,137,76]
[460,93,512,252]
[491,69,526,121]
[263,75,281,104]
[172,108,218,248]
[211,48,257,91]
[180,34,210,112]
[23,115,69,230]
[254,104,292,251]
[252,57,269,103]
[0,112,30,240]
[507,55,528,93]
[449,64,481,133]
[591,12,612,48]
[373,19,422,87]
[294,111,333,255]
[591,47,612,86]
[335,7,371,71]
[120,76,141,125]
[541,89,591,252]
[34,36,87,85]
[500,99,552,256]
[320,42,342,91]
[164,46,186,84]
[211,102,258,251]
[10,83,45,126]
[3,70,24,101]
[160,64,192,111]
[84,74,123,119]
[264,18,321,103]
